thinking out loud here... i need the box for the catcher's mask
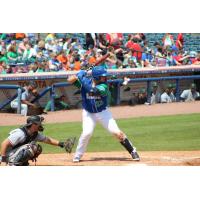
[26,115,44,131]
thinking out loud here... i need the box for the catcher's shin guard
[9,143,42,166]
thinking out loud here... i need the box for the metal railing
[1,74,200,113]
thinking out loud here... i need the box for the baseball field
[1,101,200,166]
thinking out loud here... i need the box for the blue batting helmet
[92,66,107,81]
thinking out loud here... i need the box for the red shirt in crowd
[106,33,123,49]
[173,55,183,64]
[129,42,142,60]
[176,33,184,49]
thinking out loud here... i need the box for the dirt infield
[1,101,200,166]
[32,151,200,166]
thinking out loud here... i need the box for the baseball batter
[67,65,140,162]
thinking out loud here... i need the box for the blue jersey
[74,73,109,113]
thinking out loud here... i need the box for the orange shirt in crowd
[56,54,68,64]
[16,33,26,39]
[74,61,81,71]
[88,56,96,65]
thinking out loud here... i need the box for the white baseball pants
[74,108,121,159]
[11,101,28,116]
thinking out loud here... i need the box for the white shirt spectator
[150,92,161,104]
[170,92,176,102]
[161,92,172,103]
[180,89,200,102]
[22,48,37,60]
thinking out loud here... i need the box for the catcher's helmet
[26,115,44,131]
[92,66,107,81]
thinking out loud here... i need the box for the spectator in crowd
[165,48,181,66]
[129,88,148,105]
[106,33,123,49]
[169,83,176,102]
[127,57,137,68]
[137,88,148,104]
[162,33,174,48]
[17,37,30,56]
[188,51,198,64]
[36,40,45,53]
[44,95,70,112]
[0,33,7,41]
[125,34,134,48]
[10,81,40,116]
[129,37,143,62]
[0,33,199,75]
[28,63,38,73]
[15,33,26,41]
[141,47,154,67]
[56,50,68,69]
[0,40,6,52]
[22,43,37,63]
[45,33,56,42]
[7,41,18,63]
[193,53,200,65]
[85,33,96,49]
[180,83,200,102]
[35,62,45,73]
[150,82,161,104]
[173,50,190,65]
[63,37,72,51]
[73,55,81,71]
[161,84,174,103]
[0,61,9,74]
[96,33,108,50]
[48,53,61,71]
[0,49,8,63]
[176,33,184,50]
[105,46,118,69]
[45,38,55,52]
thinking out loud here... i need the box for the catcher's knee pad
[9,143,42,166]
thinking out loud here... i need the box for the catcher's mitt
[59,137,76,153]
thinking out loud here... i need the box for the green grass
[1,113,200,153]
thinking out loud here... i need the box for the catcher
[0,115,76,166]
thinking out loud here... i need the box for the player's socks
[120,138,135,154]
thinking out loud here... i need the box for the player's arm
[67,75,78,84]
[67,71,86,89]
[96,84,109,96]
[40,135,76,153]
[42,136,60,146]
[90,84,109,96]
[21,99,37,107]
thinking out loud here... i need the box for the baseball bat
[94,53,110,66]
[86,53,110,72]
[68,53,110,83]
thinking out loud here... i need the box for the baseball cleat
[131,150,140,161]
[73,157,80,163]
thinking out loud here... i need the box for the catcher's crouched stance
[0,115,76,166]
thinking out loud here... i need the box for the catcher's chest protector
[13,127,38,149]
